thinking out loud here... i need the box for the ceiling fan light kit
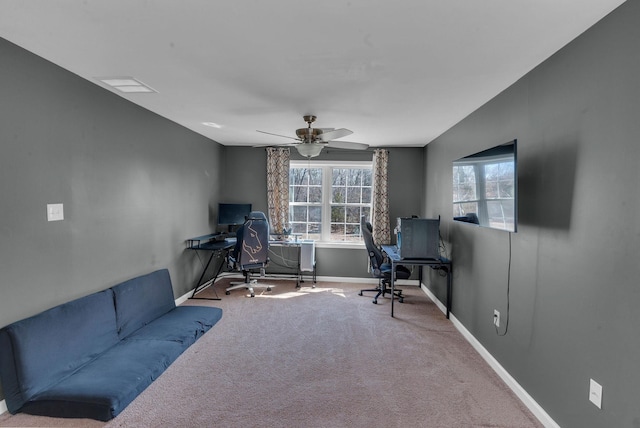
[256,115,369,158]
[295,143,325,158]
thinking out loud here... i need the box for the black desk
[187,234,235,300]
[381,245,453,319]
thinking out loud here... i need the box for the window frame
[289,160,373,245]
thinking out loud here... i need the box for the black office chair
[225,211,275,297]
[359,216,411,304]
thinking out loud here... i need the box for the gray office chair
[359,216,411,304]
[225,211,275,297]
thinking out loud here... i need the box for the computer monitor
[217,203,252,232]
[395,217,440,259]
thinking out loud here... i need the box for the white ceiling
[0,0,626,149]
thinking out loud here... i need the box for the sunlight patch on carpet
[256,286,346,299]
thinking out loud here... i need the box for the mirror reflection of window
[453,140,517,232]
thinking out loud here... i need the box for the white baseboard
[420,284,560,428]
[1,399,7,415]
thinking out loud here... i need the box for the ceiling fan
[257,115,369,158]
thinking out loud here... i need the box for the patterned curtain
[372,149,390,245]
[266,147,290,234]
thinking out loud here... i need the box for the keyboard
[381,245,401,260]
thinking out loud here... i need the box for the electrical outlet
[493,309,500,327]
[47,203,64,222]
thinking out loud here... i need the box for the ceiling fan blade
[317,128,353,141]
[256,130,300,141]
[326,140,369,150]
[252,143,298,148]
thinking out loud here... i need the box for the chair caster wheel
[225,291,230,295]
[399,298,404,303]
[250,293,255,298]
[358,291,363,296]
[267,287,272,292]
[372,300,377,304]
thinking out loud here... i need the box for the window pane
[291,223,306,234]
[331,206,345,222]
[362,206,371,221]
[307,232,322,241]
[331,187,344,203]
[309,168,322,185]
[362,187,372,203]
[485,180,499,198]
[291,186,307,203]
[346,206,361,223]
[347,169,361,186]
[309,206,322,222]
[346,187,361,203]
[291,168,322,186]
[484,162,514,199]
[345,224,360,241]
[499,179,515,198]
[485,164,499,180]
[309,186,322,203]
[487,200,514,230]
[331,223,345,237]
[332,168,347,185]
[291,206,307,221]
[362,170,372,186]
[290,168,308,185]
[454,202,478,217]
[453,165,477,202]
[308,222,321,235]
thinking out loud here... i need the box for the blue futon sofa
[0,269,222,421]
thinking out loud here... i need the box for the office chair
[225,211,275,297]
[359,216,411,304]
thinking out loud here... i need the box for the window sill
[314,241,365,250]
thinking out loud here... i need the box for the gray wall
[423,2,639,427]
[0,35,225,405]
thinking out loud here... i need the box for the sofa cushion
[0,289,118,413]
[111,269,176,339]
[22,338,186,421]
[125,306,223,347]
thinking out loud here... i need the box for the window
[289,161,372,242]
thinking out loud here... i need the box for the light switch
[47,203,64,221]
[589,378,602,409]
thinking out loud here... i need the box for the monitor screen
[452,140,517,232]
[218,203,252,226]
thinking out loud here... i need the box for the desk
[187,234,235,299]
[268,239,316,287]
[381,245,452,319]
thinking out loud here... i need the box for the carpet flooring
[0,278,543,427]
